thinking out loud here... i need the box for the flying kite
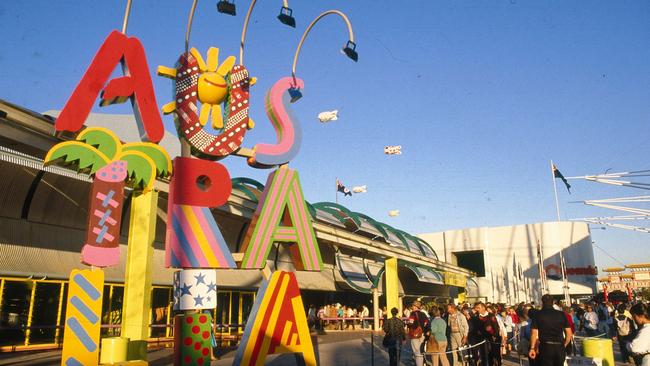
[318,110,338,123]
[352,185,367,193]
[384,145,402,155]
[388,210,400,217]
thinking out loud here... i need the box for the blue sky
[1,1,649,272]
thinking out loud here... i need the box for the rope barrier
[573,333,607,339]
[487,334,517,345]
[422,340,487,355]
[319,316,375,321]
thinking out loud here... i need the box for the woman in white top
[504,309,517,353]
[627,303,650,366]
[582,305,600,337]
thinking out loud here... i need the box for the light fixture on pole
[290,10,358,102]
[217,0,236,16]
[288,85,303,103]
[278,6,296,27]
[342,40,358,62]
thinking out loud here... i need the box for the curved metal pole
[121,0,133,34]
[240,0,292,65]
[239,0,258,64]
[291,10,355,82]
[185,0,199,54]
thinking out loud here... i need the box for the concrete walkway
[0,331,630,366]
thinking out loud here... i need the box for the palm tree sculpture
[44,127,172,267]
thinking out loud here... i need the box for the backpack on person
[597,307,606,321]
[616,317,631,336]
[408,310,427,339]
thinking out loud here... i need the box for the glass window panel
[0,280,32,346]
[107,285,124,337]
[231,292,240,333]
[100,285,111,337]
[150,288,170,338]
[216,292,230,333]
[29,282,61,344]
[241,292,254,330]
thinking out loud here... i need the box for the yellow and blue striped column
[61,268,104,366]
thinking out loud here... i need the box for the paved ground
[0,331,631,366]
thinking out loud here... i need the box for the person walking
[383,307,406,366]
[627,303,650,366]
[582,304,600,337]
[492,306,506,366]
[613,303,637,364]
[529,294,573,366]
[447,303,469,366]
[563,306,576,356]
[408,300,430,366]
[471,302,500,366]
[506,307,520,353]
[429,307,451,366]
[518,310,533,366]
[361,304,370,329]
[347,306,356,330]
[337,305,345,330]
[597,302,611,336]
[502,309,515,355]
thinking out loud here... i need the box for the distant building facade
[599,264,650,296]
[419,221,598,303]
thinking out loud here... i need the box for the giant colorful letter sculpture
[239,167,323,271]
[248,77,304,168]
[55,30,164,143]
[158,48,253,159]
[234,271,316,366]
[165,157,236,268]
[61,269,104,366]
[174,313,214,366]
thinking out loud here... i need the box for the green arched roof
[374,222,410,251]
[231,177,265,203]
[348,211,390,239]
[228,181,438,259]
[312,202,361,227]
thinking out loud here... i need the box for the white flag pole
[335,177,339,204]
[551,160,571,304]
[551,160,562,222]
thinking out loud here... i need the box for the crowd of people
[380,296,650,366]
[307,303,373,330]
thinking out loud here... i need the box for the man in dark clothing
[383,307,405,366]
[529,295,573,366]
[471,302,500,366]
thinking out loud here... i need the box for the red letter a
[55,30,164,143]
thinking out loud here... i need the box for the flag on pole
[336,179,352,196]
[552,164,571,193]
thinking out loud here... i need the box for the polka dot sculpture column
[174,313,214,366]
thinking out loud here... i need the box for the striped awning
[405,264,445,285]
[336,254,374,294]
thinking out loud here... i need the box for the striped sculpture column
[61,269,104,366]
